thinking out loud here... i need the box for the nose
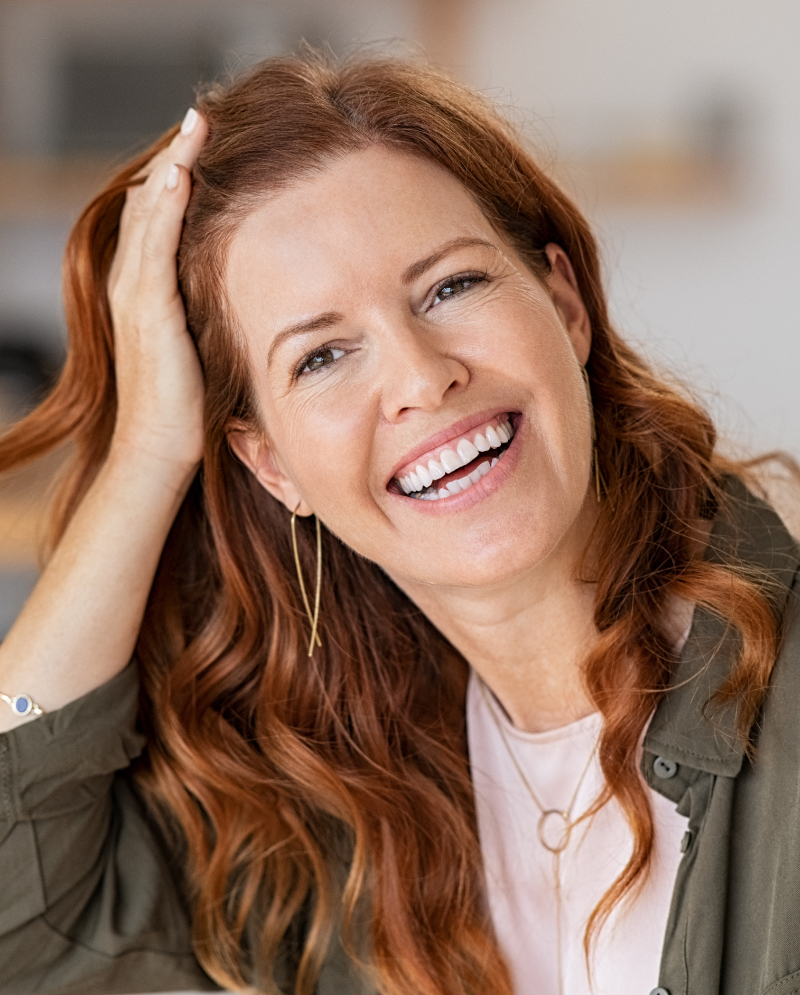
[378,318,469,422]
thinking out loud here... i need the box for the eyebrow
[268,236,496,367]
[267,310,344,367]
[401,236,497,285]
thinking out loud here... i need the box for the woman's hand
[107,108,208,476]
[0,109,212,731]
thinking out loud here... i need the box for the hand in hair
[107,108,208,472]
[0,112,208,731]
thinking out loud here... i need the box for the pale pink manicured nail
[165,164,180,190]
[180,107,199,135]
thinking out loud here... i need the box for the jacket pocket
[762,969,800,995]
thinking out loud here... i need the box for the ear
[543,243,592,365]
[226,421,313,517]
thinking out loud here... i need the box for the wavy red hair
[0,54,780,994]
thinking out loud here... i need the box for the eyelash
[293,271,488,379]
[294,345,346,380]
[431,271,487,305]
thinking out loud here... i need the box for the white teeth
[416,464,433,488]
[456,438,480,465]
[397,418,515,496]
[485,425,501,448]
[408,458,495,501]
[440,449,461,474]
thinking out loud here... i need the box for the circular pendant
[537,809,572,853]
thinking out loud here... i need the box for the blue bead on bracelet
[0,692,44,717]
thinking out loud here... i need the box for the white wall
[469,0,800,453]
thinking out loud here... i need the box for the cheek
[266,377,377,516]
[533,377,592,519]
[471,304,589,474]
[491,321,592,544]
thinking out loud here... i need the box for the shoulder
[738,457,800,545]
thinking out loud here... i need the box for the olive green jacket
[2,477,800,995]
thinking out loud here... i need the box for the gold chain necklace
[478,678,598,995]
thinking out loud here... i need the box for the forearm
[0,113,208,734]
[0,446,196,732]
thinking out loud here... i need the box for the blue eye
[432,273,485,306]
[298,346,346,377]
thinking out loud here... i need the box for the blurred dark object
[688,88,752,169]
[58,43,222,154]
[0,341,62,628]
[0,568,38,638]
[0,339,62,423]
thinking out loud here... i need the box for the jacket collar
[643,474,800,778]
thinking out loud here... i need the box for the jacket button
[654,756,678,779]
[649,989,670,995]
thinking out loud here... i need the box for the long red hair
[0,54,780,994]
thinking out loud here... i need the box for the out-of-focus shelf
[553,149,742,211]
[0,156,117,221]
[0,497,47,566]
[0,447,65,567]
[0,148,743,222]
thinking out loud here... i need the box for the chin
[395,524,567,591]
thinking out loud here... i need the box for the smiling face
[225,145,595,595]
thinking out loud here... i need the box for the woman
[0,54,797,995]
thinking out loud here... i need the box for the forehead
[225,146,494,320]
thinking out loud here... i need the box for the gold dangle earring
[290,503,323,656]
[580,365,607,503]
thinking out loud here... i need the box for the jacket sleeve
[0,664,221,994]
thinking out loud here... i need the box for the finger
[113,110,208,290]
[119,109,208,248]
[135,163,193,325]
[135,108,209,196]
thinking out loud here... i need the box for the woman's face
[225,146,594,593]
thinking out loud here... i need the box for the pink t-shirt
[467,670,688,995]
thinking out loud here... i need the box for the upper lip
[386,407,516,486]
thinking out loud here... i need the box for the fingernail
[180,107,199,136]
[165,164,180,190]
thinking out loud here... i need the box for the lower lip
[389,416,523,513]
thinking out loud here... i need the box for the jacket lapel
[644,474,800,777]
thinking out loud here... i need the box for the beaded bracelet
[0,692,44,718]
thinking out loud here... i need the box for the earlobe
[543,243,592,365]
[226,424,313,516]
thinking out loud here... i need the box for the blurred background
[0,0,799,641]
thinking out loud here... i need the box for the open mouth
[392,415,516,502]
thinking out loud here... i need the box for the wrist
[105,435,201,498]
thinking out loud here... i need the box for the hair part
[0,51,779,995]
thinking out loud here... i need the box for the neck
[395,496,600,734]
